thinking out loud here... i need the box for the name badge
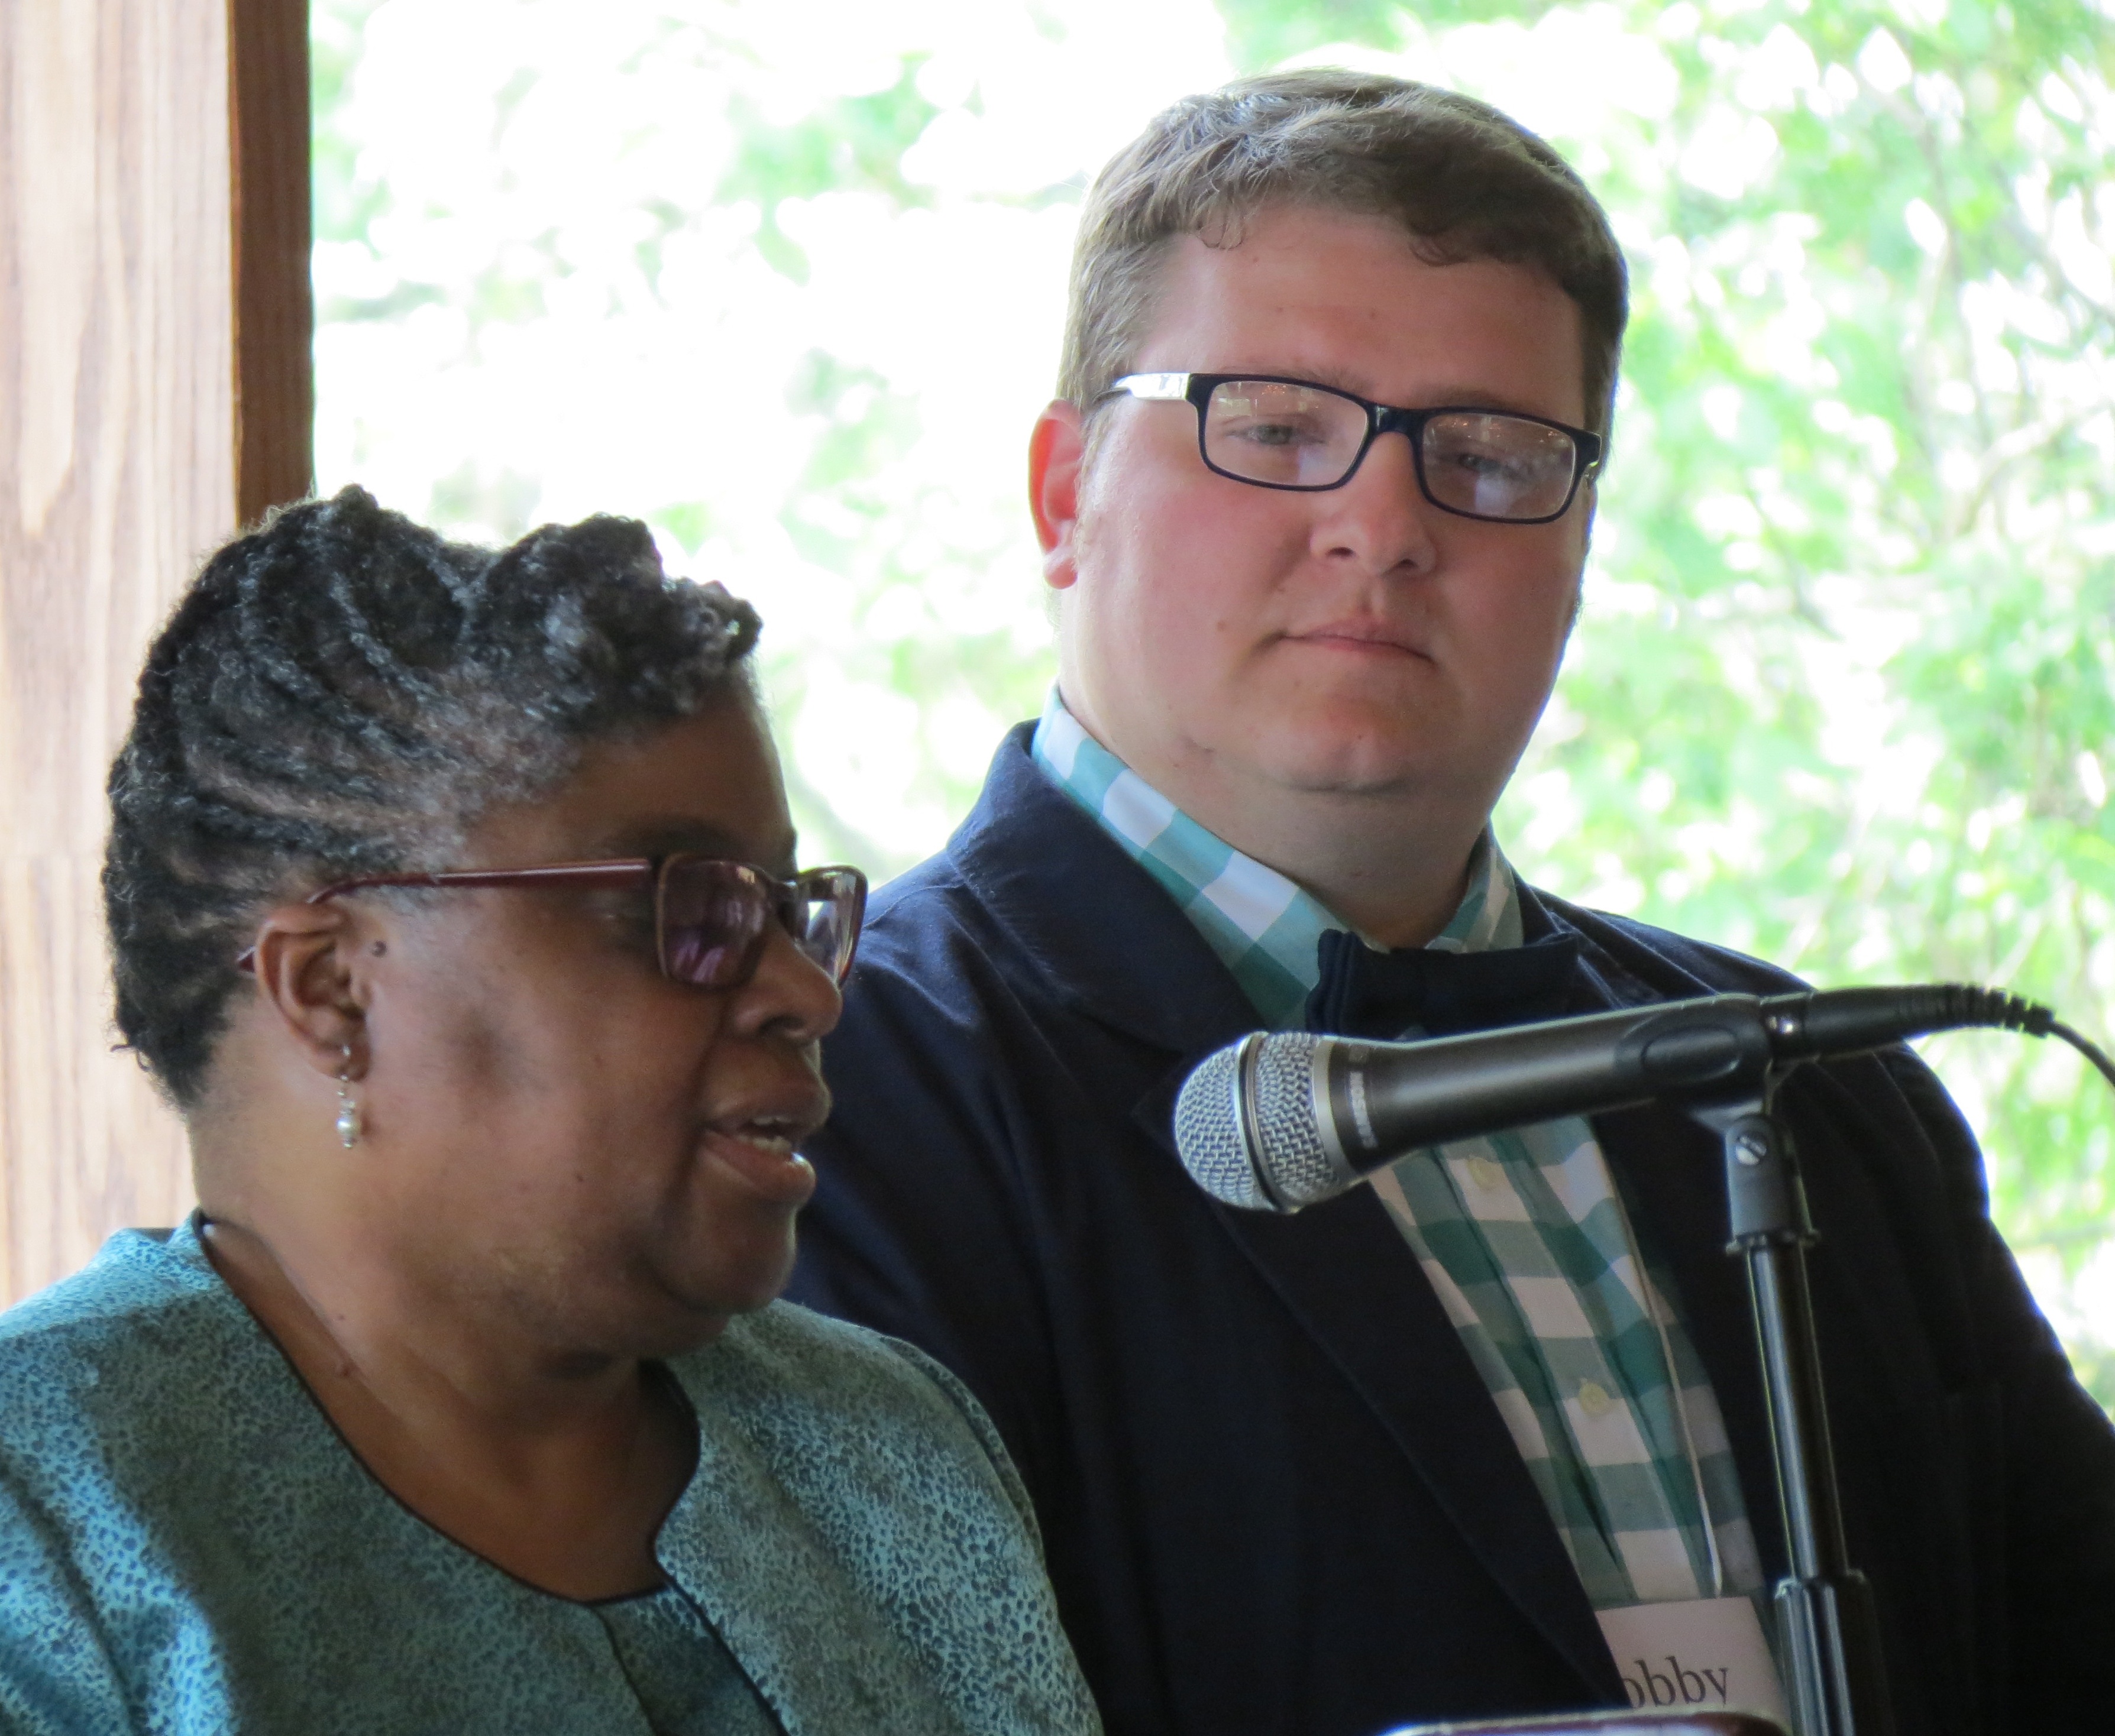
[1595,1596,1787,1722]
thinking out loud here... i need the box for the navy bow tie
[1303,928,1584,1041]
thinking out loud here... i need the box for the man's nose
[1310,427,1440,575]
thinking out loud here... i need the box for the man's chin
[1210,686,1458,792]
[1236,728,1449,801]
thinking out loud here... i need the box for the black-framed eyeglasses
[1105,373,1602,524]
[235,856,868,990]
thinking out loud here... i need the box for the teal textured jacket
[0,1221,1099,1735]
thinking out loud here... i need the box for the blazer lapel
[1130,1060,1621,1698]
[961,734,1625,1698]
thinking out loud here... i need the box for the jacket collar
[943,724,1263,1057]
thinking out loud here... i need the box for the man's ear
[1028,399,1086,591]
[246,904,372,1080]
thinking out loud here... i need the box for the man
[789,72,2115,1736]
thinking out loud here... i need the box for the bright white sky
[315,0,1241,863]
[311,0,1722,869]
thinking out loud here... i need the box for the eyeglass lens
[655,859,864,989]
[1201,380,1581,520]
[787,868,865,985]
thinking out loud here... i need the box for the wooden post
[0,0,312,1304]
[231,0,314,527]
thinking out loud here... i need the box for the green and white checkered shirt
[1033,690,1763,1611]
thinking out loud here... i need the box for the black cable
[2047,1019,2115,1094]
[1882,984,2115,1096]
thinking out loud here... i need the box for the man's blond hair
[1059,70,1630,437]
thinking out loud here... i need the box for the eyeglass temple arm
[300,859,658,905]
[1109,373,1190,401]
[234,860,659,974]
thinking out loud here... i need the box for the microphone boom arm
[1688,1086,1893,1736]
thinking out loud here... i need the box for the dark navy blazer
[791,727,2115,1736]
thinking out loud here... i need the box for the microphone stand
[1686,1083,1894,1736]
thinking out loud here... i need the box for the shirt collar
[1030,688,1523,1028]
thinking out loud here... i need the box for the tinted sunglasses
[235,856,867,990]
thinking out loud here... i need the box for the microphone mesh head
[1172,1042,1272,1209]
[1248,1034,1338,1209]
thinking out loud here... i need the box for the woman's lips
[699,1125,819,1206]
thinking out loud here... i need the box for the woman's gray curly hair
[104,484,761,1106]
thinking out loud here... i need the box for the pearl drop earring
[334,1047,363,1149]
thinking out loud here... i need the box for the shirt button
[1467,1155,1505,1191]
[1578,1379,1614,1417]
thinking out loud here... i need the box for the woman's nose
[734,923,844,1044]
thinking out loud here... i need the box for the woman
[0,488,1098,1734]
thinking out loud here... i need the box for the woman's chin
[662,1225,801,1331]
[621,1256,791,1358]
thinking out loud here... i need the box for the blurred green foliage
[312,0,2115,1400]
[1435,2,2115,1277]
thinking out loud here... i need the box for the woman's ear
[1028,399,1086,591]
[246,905,372,1080]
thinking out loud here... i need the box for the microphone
[1173,984,2052,1212]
